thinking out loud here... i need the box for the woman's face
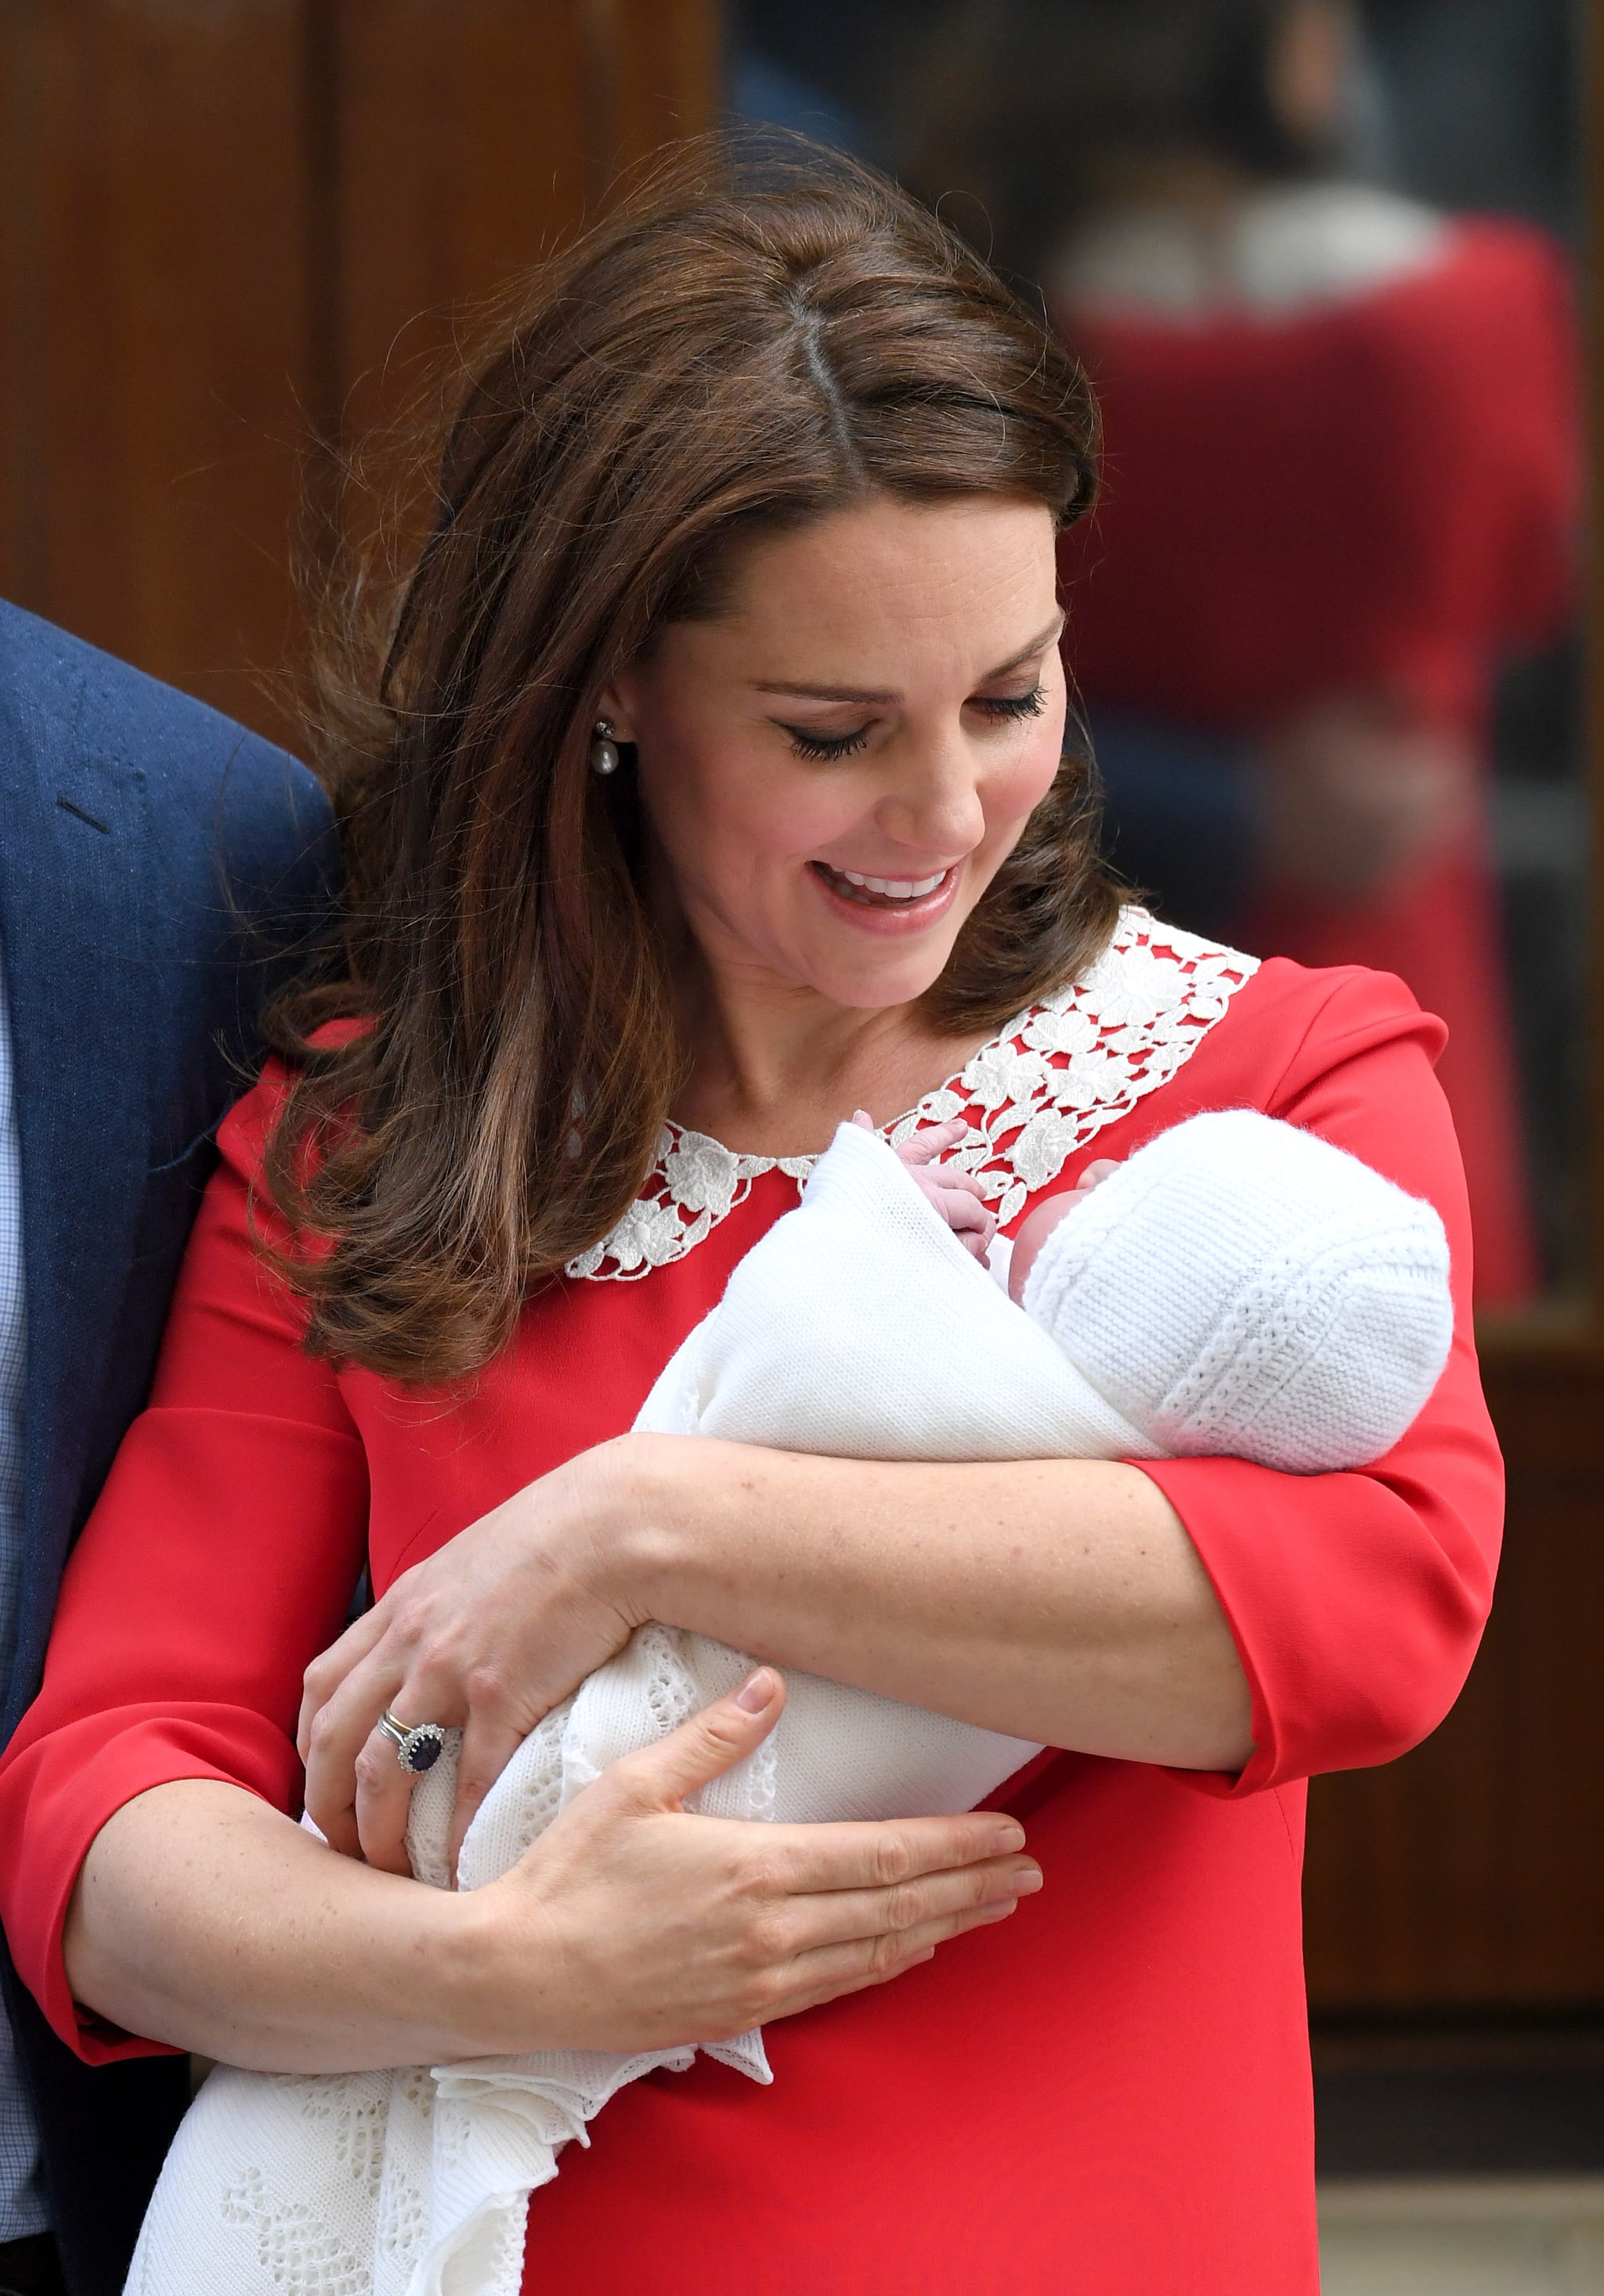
[605,493,1065,1015]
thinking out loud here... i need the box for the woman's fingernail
[734,1668,777,1713]
[1012,1864,1044,1894]
[990,1821,1026,1853]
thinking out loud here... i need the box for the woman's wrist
[440,1878,561,2059]
[597,1430,732,1628]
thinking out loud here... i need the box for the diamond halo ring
[376,1709,449,1774]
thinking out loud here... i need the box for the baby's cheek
[1006,1190,1082,1305]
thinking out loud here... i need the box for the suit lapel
[0,636,153,1731]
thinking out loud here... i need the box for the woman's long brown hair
[264,134,1118,1384]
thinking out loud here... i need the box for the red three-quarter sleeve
[0,1088,370,2059]
[1131,965,1504,1797]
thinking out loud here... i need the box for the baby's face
[1006,1161,1120,1305]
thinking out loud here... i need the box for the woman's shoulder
[1426,215,1573,307]
[1057,184,1451,324]
[216,1016,370,1183]
[1065,194,1570,377]
[1183,949,1446,1108]
[990,919,1439,1157]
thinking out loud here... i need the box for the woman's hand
[301,1421,1253,1886]
[67,1672,1042,2072]
[299,1440,651,1876]
[465,1668,1043,2054]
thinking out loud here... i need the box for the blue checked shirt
[0,953,49,2240]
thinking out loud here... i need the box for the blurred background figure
[887,0,1580,1308]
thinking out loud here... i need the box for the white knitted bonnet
[1019,1109,1454,1473]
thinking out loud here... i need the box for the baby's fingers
[940,1189,996,1239]
[1076,1158,1121,1193]
[933,1164,988,1206]
[895,1117,970,1168]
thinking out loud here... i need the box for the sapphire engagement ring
[377,1710,449,1774]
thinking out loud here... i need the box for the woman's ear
[596,676,638,745]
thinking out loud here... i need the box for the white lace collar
[568,908,1259,1282]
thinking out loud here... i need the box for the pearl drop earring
[589,718,620,777]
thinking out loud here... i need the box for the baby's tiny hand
[851,1111,998,1262]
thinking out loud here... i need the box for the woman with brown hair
[0,141,1499,2293]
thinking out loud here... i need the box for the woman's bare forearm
[64,1781,486,2070]
[626,1444,1254,1770]
[64,1696,1041,2072]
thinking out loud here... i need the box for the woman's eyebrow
[753,677,901,704]
[985,613,1067,677]
[750,615,1065,706]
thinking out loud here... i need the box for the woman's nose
[875,740,988,857]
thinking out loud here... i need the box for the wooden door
[0,0,719,747]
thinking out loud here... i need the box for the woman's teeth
[820,864,949,904]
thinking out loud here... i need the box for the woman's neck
[667,954,990,1159]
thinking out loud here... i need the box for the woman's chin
[774,861,969,1002]
[790,933,965,1013]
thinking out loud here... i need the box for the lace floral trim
[567,908,1259,1281]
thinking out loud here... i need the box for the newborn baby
[132,1110,1454,2296]
[886,1106,1455,1472]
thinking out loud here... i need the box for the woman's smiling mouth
[810,859,963,927]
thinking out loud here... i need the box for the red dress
[1059,211,1578,1305]
[0,919,1503,2295]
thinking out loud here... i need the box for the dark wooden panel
[320,0,721,649]
[605,0,721,175]
[0,0,721,742]
[332,0,717,435]
[1,0,311,737]
[333,0,593,441]
[0,5,39,607]
[1305,1353,1604,2008]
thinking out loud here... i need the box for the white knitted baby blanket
[127,1122,1160,2296]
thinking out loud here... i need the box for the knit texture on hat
[1021,1109,1453,1473]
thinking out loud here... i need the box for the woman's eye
[779,686,1044,760]
[781,724,872,762]
[972,684,1047,724]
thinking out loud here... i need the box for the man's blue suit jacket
[0,601,338,2296]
